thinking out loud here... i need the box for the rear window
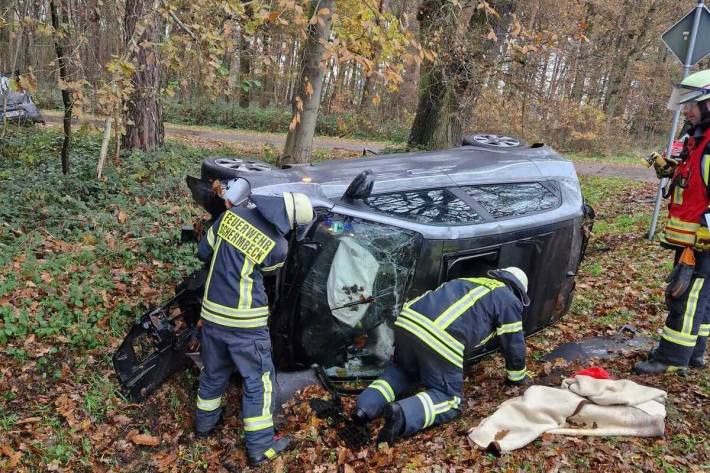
[462,182,560,219]
[364,189,483,225]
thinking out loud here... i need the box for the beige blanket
[467,376,667,452]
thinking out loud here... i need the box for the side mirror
[342,170,375,201]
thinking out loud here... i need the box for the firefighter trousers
[195,321,276,458]
[655,252,710,367]
[357,329,463,437]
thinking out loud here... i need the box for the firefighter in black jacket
[634,69,710,374]
[194,179,314,466]
[353,267,531,445]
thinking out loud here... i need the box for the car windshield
[296,212,422,375]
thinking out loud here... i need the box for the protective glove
[665,246,696,299]
[696,225,710,251]
[648,152,677,179]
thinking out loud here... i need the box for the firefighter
[352,267,532,445]
[194,178,314,466]
[634,69,710,374]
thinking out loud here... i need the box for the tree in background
[282,0,335,164]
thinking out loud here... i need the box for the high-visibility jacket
[394,277,527,382]
[663,127,710,247]
[197,195,289,328]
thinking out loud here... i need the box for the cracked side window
[462,182,560,219]
[297,213,421,375]
[364,189,483,225]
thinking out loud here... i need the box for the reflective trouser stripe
[243,414,274,432]
[394,314,463,368]
[416,393,461,429]
[507,368,528,382]
[238,258,255,310]
[681,279,704,334]
[662,326,698,347]
[433,286,490,329]
[497,321,523,335]
[244,371,273,432]
[369,379,395,403]
[264,448,276,459]
[197,395,222,412]
[699,323,710,337]
[261,371,272,417]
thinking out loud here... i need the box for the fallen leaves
[129,431,161,447]
[0,444,22,468]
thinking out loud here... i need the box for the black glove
[665,247,695,299]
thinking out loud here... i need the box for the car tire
[201,157,276,181]
[463,133,527,149]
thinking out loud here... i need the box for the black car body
[114,136,594,400]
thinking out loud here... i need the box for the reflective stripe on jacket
[197,206,287,328]
[394,277,527,381]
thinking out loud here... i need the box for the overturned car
[114,135,594,401]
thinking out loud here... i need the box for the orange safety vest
[663,128,710,247]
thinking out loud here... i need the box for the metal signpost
[648,0,710,240]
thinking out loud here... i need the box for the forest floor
[1,126,706,472]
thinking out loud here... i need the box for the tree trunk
[49,0,72,175]
[122,0,164,151]
[238,2,253,108]
[282,0,335,164]
[408,0,515,150]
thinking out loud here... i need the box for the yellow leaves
[117,209,128,224]
[19,73,38,93]
[317,8,331,17]
[371,94,381,106]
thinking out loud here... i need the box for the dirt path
[41,110,386,153]
[42,110,657,181]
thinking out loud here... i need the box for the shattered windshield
[297,212,421,373]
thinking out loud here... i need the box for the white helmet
[283,192,314,227]
[222,178,251,207]
[488,266,530,306]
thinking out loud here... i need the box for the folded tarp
[467,375,667,453]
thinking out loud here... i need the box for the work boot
[351,408,369,425]
[248,436,292,467]
[376,402,405,446]
[633,359,687,376]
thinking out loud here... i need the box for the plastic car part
[542,324,655,363]
[462,133,525,148]
[308,396,370,449]
[342,169,375,201]
[113,271,205,401]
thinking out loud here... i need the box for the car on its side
[114,134,594,400]
[0,73,44,124]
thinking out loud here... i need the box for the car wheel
[201,157,276,181]
[463,133,526,148]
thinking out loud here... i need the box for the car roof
[247,144,576,200]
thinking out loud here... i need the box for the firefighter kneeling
[634,69,710,375]
[352,267,532,445]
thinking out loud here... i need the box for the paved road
[42,110,656,182]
